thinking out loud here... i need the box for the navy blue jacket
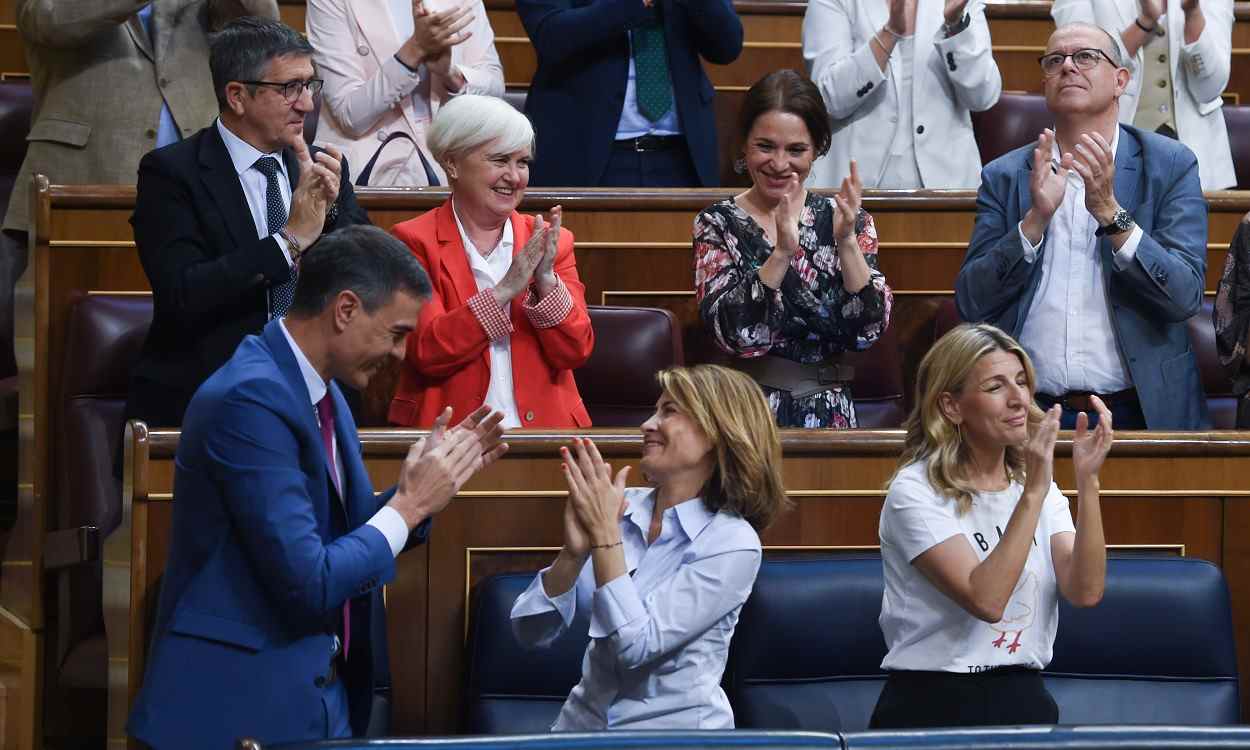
[517,0,742,186]
[128,320,427,748]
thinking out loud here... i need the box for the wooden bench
[117,423,1250,745]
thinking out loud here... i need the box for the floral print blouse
[693,194,893,429]
[1214,216,1250,412]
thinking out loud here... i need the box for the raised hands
[1068,132,1119,227]
[1021,129,1071,245]
[1022,403,1061,498]
[942,0,969,24]
[286,139,342,250]
[772,174,804,259]
[493,206,562,304]
[387,405,507,528]
[397,0,476,75]
[1071,396,1113,486]
[561,437,630,548]
[886,0,918,35]
[832,159,863,247]
[532,205,562,296]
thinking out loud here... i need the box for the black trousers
[869,667,1059,729]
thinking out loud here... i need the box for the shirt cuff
[468,288,513,342]
[1018,221,1043,263]
[588,573,646,638]
[1111,224,1144,270]
[273,232,296,268]
[512,564,579,627]
[366,505,409,558]
[523,278,573,328]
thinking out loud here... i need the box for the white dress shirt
[1016,128,1143,395]
[878,35,924,188]
[215,118,297,318]
[615,35,682,139]
[511,487,762,730]
[450,201,523,428]
[277,319,409,557]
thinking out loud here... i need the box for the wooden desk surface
[114,427,1250,741]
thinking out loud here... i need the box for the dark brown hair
[737,70,833,159]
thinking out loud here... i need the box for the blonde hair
[892,323,1044,515]
[426,94,535,168]
[657,365,790,531]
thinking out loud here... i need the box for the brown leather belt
[1038,388,1138,412]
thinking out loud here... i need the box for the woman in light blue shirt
[511,364,789,729]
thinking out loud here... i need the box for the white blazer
[802,0,1002,189]
[306,0,505,187]
[1051,0,1234,190]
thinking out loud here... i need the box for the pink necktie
[317,395,349,660]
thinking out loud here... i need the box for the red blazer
[389,201,594,427]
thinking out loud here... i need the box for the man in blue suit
[127,225,507,748]
[955,22,1208,430]
[516,0,742,187]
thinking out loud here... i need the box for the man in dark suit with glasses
[124,15,369,433]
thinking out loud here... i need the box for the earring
[733,157,747,175]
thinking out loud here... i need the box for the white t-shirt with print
[878,460,1076,673]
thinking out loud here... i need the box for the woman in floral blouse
[694,70,893,428]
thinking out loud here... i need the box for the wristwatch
[942,13,971,37]
[1095,208,1135,237]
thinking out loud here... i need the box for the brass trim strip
[49,240,135,248]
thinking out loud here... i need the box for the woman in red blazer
[389,95,594,428]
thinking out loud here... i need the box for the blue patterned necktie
[632,21,673,122]
[254,156,297,318]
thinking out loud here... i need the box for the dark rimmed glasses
[237,78,324,102]
[1038,49,1117,76]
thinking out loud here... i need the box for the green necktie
[632,21,673,122]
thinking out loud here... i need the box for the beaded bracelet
[591,540,624,550]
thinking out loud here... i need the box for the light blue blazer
[955,123,1210,430]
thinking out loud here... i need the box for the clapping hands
[493,205,562,305]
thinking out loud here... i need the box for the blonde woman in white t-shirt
[871,322,1113,728]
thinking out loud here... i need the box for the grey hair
[427,94,536,169]
[1052,22,1124,67]
[209,16,314,110]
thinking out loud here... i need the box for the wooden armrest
[43,526,100,569]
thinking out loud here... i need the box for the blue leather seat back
[842,725,1250,749]
[727,555,888,733]
[465,572,590,733]
[1045,557,1239,724]
[729,555,1240,732]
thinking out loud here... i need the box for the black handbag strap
[356,130,441,187]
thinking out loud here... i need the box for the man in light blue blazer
[956,22,1209,430]
[127,225,506,748]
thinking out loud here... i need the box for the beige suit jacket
[4,0,279,232]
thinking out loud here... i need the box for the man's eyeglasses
[1038,49,1117,76]
[237,78,324,102]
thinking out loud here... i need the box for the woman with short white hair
[389,95,595,428]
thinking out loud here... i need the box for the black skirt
[869,666,1059,729]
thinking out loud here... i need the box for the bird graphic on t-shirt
[989,571,1038,654]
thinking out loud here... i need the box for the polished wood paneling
[118,428,1250,739]
[0,26,23,77]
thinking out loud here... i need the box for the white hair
[427,94,535,168]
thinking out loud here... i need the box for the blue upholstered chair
[840,725,1250,749]
[726,555,1240,731]
[463,572,590,733]
[726,555,888,733]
